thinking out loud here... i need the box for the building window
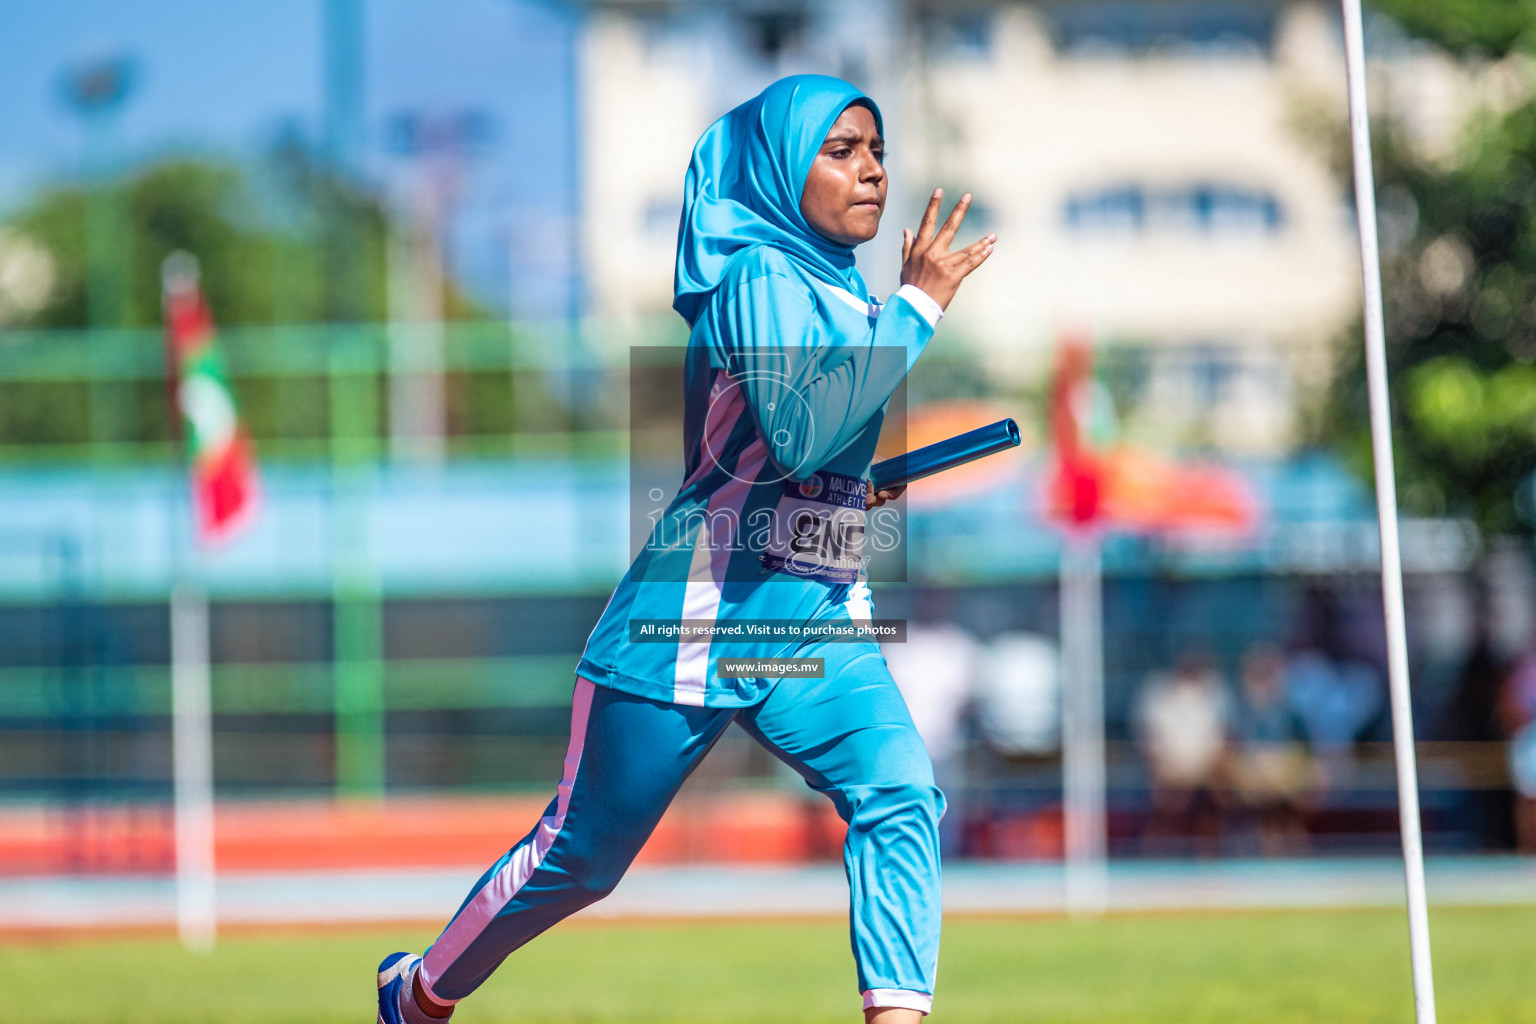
[643,198,680,239]
[921,11,993,61]
[1064,185,1144,235]
[639,14,691,64]
[1064,182,1284,237]
[1045,1,1278,59]
[1189,343,1236,407]
[741,9,807,62]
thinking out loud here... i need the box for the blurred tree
[1316,2,1536,535]
[0,152,504,455]
[1369,0,1533,59]
[4,156,389,328]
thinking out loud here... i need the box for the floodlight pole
[1339,3,1436,1021]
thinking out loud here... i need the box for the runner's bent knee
[841,778,945,831]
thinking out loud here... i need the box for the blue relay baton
[870,418,1022,493]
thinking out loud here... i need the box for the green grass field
[6,906,1535,1023]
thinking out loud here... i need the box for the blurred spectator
[884,589,978,855]
[1440,612,1517,849]
[1135,650,1231,856]
[1500,649,1536,853]
[972,632,1060,758]
[1283,585,1385,789]
[1441,617,1508,745]
[1283,650,1382,786]
[1230,643,1314,856]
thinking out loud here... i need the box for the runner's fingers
[902,228,913,263]
[955,234,996,259]
[916,188,942,242]
[932,193,972,249]
[960,241,996,273]
[938,237,992,276]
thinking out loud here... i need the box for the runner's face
[799,104,886,247]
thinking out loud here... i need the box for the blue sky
[1,0,580,313]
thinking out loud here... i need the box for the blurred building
[574,0,1423,457]
[910,0,1357,459]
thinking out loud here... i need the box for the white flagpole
[165,251,217,953]
[171,575,216,951]
[1339,3,1436,1020]
[1061,530,1107,918]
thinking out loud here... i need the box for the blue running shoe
[376,951,421,1024]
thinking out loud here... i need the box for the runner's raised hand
[900,188,996,311]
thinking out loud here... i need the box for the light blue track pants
[416,642,945,1015]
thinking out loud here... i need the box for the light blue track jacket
[575,246,941,707]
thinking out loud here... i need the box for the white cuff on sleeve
[894,284,944,328]
[863,989,934,1015]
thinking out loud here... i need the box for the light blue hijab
[673,75,883,326]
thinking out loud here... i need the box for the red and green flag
[162,252,259,544]
[1046,331,1254,535]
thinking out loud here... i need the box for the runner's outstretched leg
[416,678,733,1005]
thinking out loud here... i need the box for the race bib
[760,470,866,584]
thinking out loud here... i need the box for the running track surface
[2,858,1533,933]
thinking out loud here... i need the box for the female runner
[377,73,994,1024]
